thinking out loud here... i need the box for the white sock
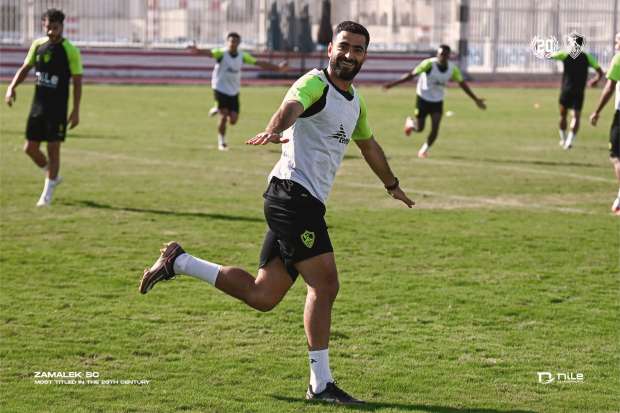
[565,131,576,148]
[173,253,221,285]
[419,143,430,153]
[559,129,566,142]
[309,349,333,394]
[218,134,226,146]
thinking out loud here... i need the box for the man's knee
[24,142,38,156]
[247,291,282,312]
[308,272,340,302]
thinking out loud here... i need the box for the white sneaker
[36,176,62,207]
[208,107,219,117]
[217,142,229,151]
[563,136,574,150]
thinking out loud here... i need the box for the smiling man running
[139,21,414,404]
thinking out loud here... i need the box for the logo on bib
[301,230,315,248]
[328,124,350,145]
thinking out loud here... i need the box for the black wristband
[385,177,399,191]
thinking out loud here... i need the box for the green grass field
[0,84,618,413]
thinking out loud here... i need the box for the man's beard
[329,56,362,81]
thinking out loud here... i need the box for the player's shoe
[563,136,574,150]
[417,149,429,159]
[218,142,229,151]
[612,197,620,215]
[208,106,219,117]
[36,176,63,207]
[306,382,365,405]
[558,138,565,147]
[139,241,186,294]
[404,116,416,136]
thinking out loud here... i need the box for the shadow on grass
[64,199,263,223]
[270,395,537,413]
[443,154,602,169]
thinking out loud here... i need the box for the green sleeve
[550,51,568,61]
[62,40,83,75]
[352,92,373,141]
[451,65,464,82]
[585,52,600,69]
[283,73,326,110]
[211,48,224,59]
[607,53,620,81]
[413,58,433,75]
[242,52,257,65]
[24,37,47,66]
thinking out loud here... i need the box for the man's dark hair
[334,21,370,47]
[42,8,65,24]
[227,32,241,41]
[439,44,451,54]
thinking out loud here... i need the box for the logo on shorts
[301,230,315,248]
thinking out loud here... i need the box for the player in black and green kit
[550,33,603,150]
[5,8,83,207]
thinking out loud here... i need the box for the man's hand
[588,78,600,88]
[246,132,289,145]
[382,84,392,91]
[475,98,486,110]
[589,111,600,126]
[68,110,80,129]
[5,88,15,107]
[187,44,200,54]
[388,186,415,208]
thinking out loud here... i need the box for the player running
[383,45,486,158]
[188,32,287,151]
[550,33,604,149]
[139,21,414,404]
[4,8,82,207]
[589,32,620,215]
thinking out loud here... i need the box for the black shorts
[415,96,443,119]
[559,89,585,111]
[610,110,620,159]
[26,113,66,142]
[213,90,240,113]
[259,177,333,281]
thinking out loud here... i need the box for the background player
[550,33,604,149]
[383,45,486,158]
[4,8,82,207]
[139,21,414,404]
[189,33,287,151]
[589,32,620,215]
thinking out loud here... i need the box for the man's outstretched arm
[5,63,32,106]
[590,78,617,126]
[355,137,415,208]
[246,100,305,145]
[458,81,486,109]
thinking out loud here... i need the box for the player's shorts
[415,96,443,119]
[259,177,333,281]
[26,113,67,142]
[213,90,240,113]
[559,89,585,111]
[610,110,620,159]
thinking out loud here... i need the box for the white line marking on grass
[65,149,601,214]
[424,158,614,184]
[341,182,596,215]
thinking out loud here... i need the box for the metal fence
[1,0,618,72]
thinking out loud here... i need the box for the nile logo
[301,230,315,248]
